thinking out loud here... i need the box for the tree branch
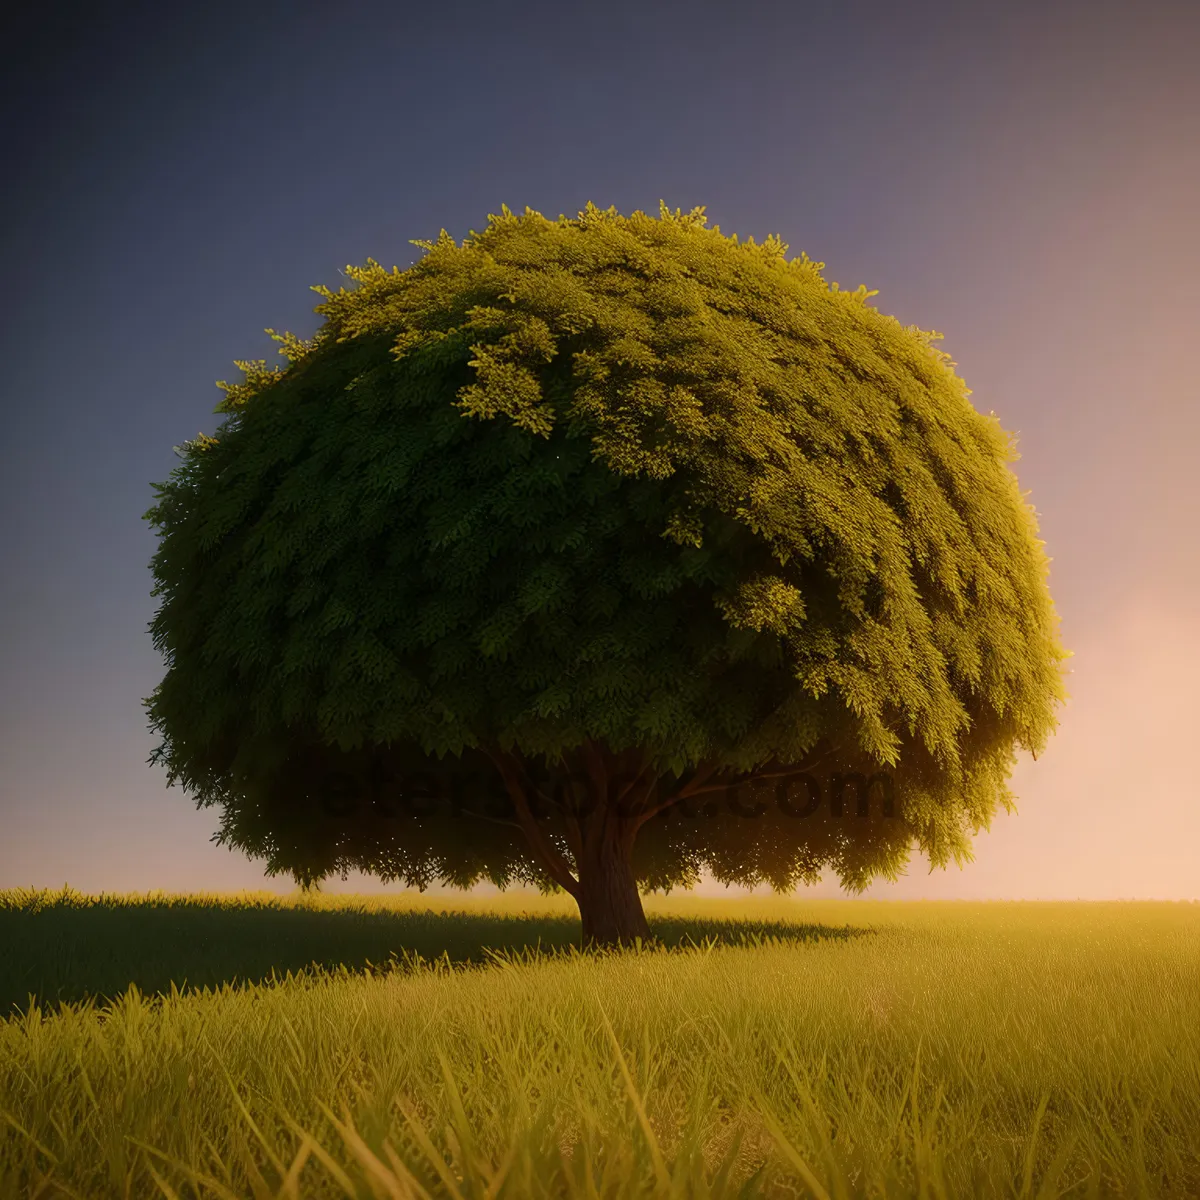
[562,811,583,872]
[635,760,739,824]
[637,742,844,824]
[482,743,580,898]
[614,752,661,828]
[578,737,612,844]
[625,773,664,833]
[449,806,524,834]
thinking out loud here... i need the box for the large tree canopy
[144,201,1068,944]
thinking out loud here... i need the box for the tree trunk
[575,818,651,948]
[483,738,656,949]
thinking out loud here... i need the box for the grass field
[1,889,1197,1199]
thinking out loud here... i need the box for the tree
[143,201,1069,947]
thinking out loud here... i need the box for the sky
[2,0,1197,900]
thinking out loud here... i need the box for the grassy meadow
[1,888,1198,1199]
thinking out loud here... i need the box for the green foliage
[143,201,1068,892]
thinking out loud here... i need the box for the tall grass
[2,890,1197,1198]
[0,887,865,1022]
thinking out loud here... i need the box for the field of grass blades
[1,890,1197,1198]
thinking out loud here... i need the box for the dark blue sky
[3,0,1197,897]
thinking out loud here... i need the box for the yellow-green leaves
[145,200,1068,896]
[715,575,807,637]
[456,309,559,438]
